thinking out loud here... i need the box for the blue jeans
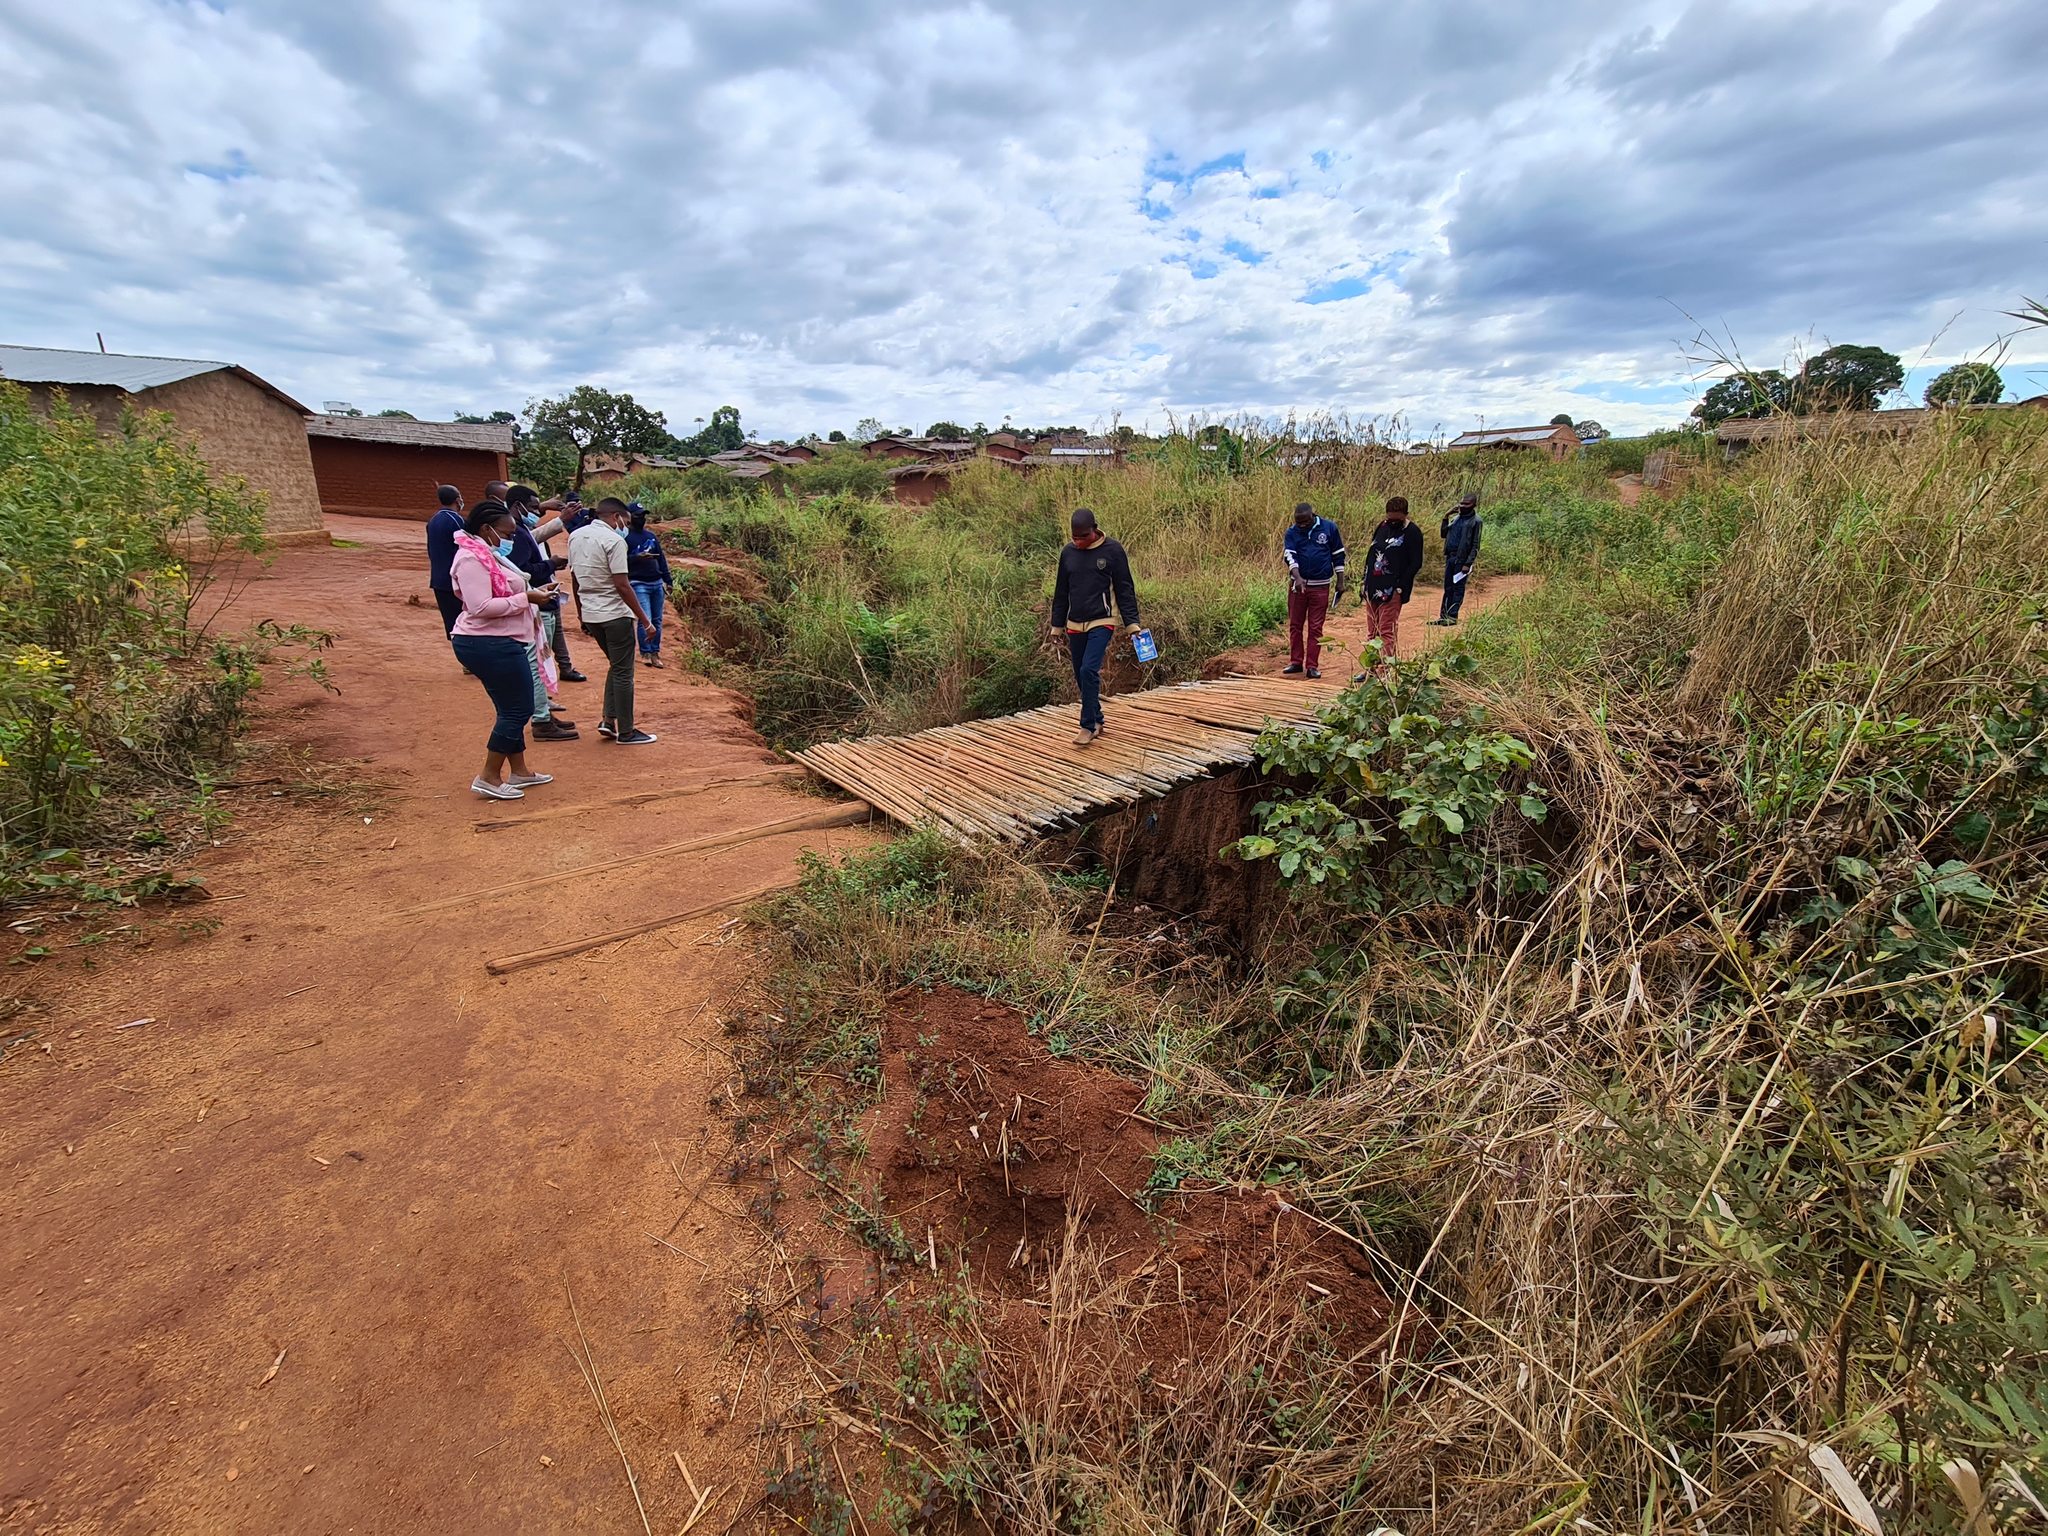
[632,580,666,656]
[527,609,557,721]
[451,634,534,756]
[1066,626,1112,731]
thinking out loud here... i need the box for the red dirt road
[0,517,870,1532]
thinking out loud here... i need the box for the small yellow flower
[71,537,88,549]
[11,644,66,673]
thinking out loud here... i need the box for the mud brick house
[887,461,960,505]
[0,342,327,543]
[1446,423,1581,460]
[305,414,514,518]
[981,431,1029,461]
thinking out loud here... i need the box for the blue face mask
[522,512,539,528]
[496,537,514,557]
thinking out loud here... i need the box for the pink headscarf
[452,530,518,599]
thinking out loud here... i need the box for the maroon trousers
[1287,583,1332,669]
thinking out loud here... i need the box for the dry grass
[743,409,2048,1533]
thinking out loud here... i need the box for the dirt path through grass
[0,516,874,1532]
[1211,569,1539,676]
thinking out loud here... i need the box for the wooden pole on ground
[401,802,871,918]
[470,765,805,832]
[484,874,806,975]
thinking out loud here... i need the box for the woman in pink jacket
[450,501,558,801]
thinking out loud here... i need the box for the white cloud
[1,0,2044,440]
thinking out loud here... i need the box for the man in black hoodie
[1049,507,1140,747]
[1353,496,1424,679]
[1433,493,1483,626]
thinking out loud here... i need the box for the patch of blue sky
[1221,238,1266,266]
[1164,252,1221,280]
[1302,274,1371,304]
[187,148,253,182]
[1142,148,1248,192]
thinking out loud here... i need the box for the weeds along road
[0,515,877,1533]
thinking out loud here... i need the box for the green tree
[374,408,416,420]
[1692,369,1793,426]
[1550,412,1574,426]
[1573,419,1609,442]
[454,409,517,426]
[924,421,967,441]
[510,434,577,494]
[523,386,670,488]
[1794,344,1904,412]
[853,417,886,443]
[675,404,744,455]
[1924,361,2004,408]
[827,429,848,443]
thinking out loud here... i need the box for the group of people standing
[1278,491,1484,680]
[426,482,674,800]
[1047,490,1485,744]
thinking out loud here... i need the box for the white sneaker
[506,772,553,788]
[471,777,525,800]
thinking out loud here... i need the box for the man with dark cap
[1049,507,1140,748]
[1433,493,1483,626]
[426,483,465,638]
[1281,500,1345,679]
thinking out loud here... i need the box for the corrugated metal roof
[0,342,227,391]
[306,414,516,453]
[1448,425,1569,447]
[0,342,310,413]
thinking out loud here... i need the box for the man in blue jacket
[1281,501,1346,678]
[1432,493,1483,626]
[425,484,465,638]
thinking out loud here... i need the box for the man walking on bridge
[1281,500,1345,678]
[1050,507,1140,748]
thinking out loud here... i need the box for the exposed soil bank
[1047,769,1280,951]
[864,986,1388,1375]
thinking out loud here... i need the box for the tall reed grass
[745,409,2048,1532]
[642,440,1624,746]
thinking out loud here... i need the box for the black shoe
[561,668,590,683]
[598,720,616,739]
[615,729,659,746]
[1351,672,1368,683]
[1306,668,1321,679]
[1281,663,1304,675]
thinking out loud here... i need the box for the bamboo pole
[484,875,806,975]
[399,803,870,917]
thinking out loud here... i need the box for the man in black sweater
[1049,507,1140,747]
[1433,493,1483,625]
[1353,496,1425,680]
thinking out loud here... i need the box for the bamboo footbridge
[793,674,1349,844]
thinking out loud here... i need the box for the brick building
[1446,423,1581,460]
[0,342,327,543]
[305,415,515,519]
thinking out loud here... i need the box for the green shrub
[0,381,294,884]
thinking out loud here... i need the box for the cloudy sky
[3,0,2045,441]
